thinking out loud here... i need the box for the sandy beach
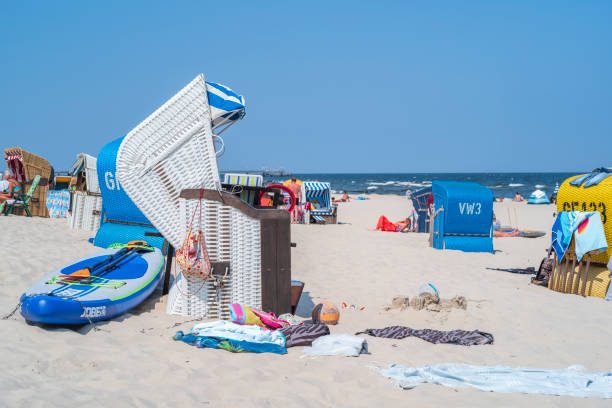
[1,195,611,407]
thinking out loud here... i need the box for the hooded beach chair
[4,148,52,217]
[411,187,433,233]
[69,153,100,194]
[222,173,264,206]
[303,181,337,224]
[66,153,102,228]
[431,181,494,253]
[2,175,41,216]
[116,74,291,318]
[556,171,612,265]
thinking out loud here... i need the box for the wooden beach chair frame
[548,247,609,297]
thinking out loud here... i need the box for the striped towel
[278,323,330,347]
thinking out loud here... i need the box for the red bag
[176,191,211,280]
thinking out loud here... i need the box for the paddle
[62,241,152,282]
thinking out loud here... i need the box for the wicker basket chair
[557,171,612,265]
[411,187,433,233]
[4,147,52,217]
[116,74,220,249]
[302,181,337,224]
[116,74,290,318]
[66,153,102,229]
[69,153,100,194]
[171,189,291,317]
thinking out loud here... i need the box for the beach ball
[312,302,340,325]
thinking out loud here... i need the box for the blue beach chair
[303,181,337,224]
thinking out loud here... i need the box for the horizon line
[221,170,586,175]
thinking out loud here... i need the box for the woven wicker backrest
[75,153,100,194]
[4,147,52,184]
[166,192,265,317]
[117,74,220,248]
[557,174,612,264]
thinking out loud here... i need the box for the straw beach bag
[176,191,212,280]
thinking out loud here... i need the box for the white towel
[379,363,612,398]
[302,334,368,357]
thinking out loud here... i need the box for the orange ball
[312,302,340,325]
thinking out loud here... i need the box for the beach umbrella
[283,178,303,186]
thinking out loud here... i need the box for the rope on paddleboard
[2,292,101,332]
[47,275,126,288]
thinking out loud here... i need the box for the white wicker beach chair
[82,153,99,194]
[164,196,263,318]
[116,74,284,318]
[116,74,220,249]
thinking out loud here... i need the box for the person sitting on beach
[0,170,22,203]
[513,192,524,202]
[332,191,350,203]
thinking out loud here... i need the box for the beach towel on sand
[279,324,330,347]
[173,320,287,354]
[356,326,493,346]
[173,331,286,354]
[191,320,285,345]
[302,334,368,357]
[378,363,612,398]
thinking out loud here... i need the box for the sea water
[264,172,578,199]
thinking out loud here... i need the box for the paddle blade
[125,240,153,251]
[67,268,91,277]
[126,240,148,248]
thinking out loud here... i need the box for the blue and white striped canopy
[303,181,331,195]
[303,181,330,197]
[304,181,332,210]
[206,81,246,130]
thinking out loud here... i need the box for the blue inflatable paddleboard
[20,247,164,325]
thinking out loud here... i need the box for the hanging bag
[176,190,212,280]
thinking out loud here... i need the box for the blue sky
[1,1,610,173]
